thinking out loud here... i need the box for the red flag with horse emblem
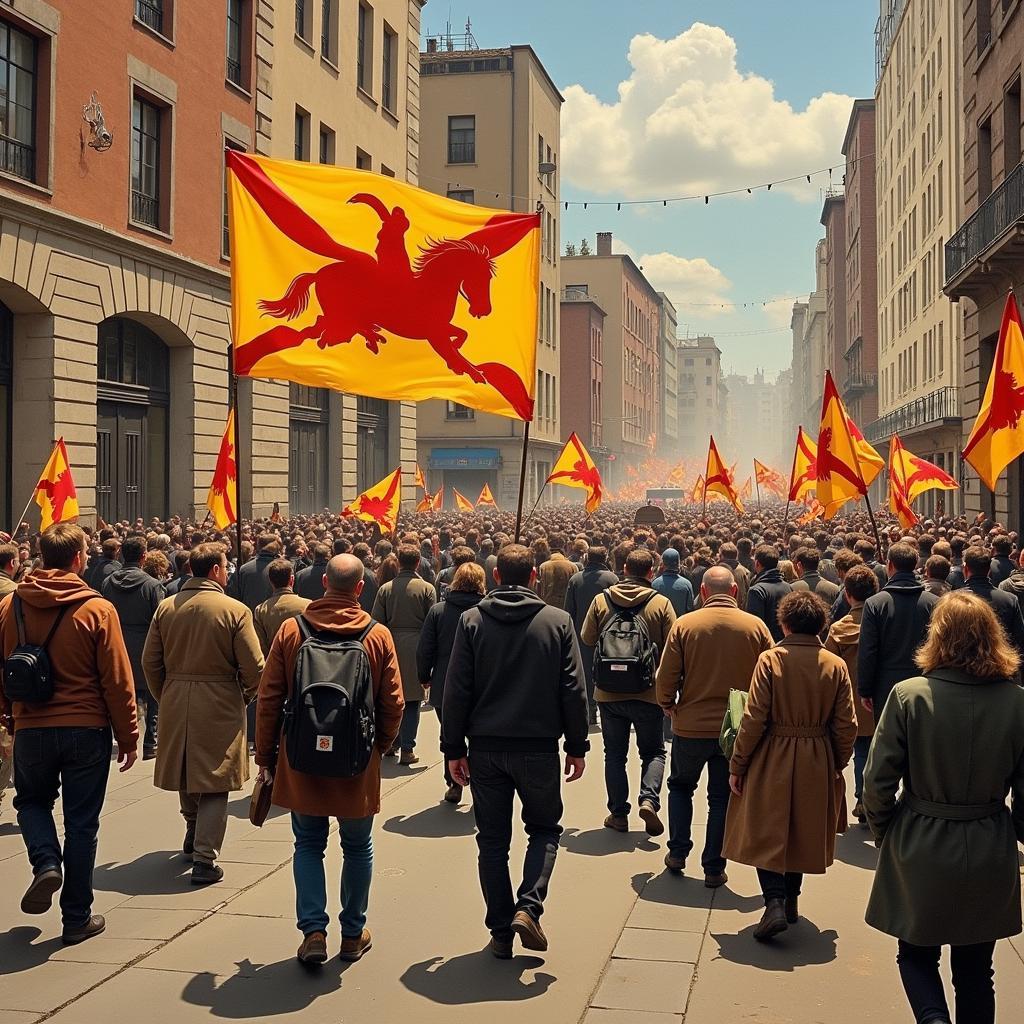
[34,438,79,532]
[546,433,603,515]
[227,153,540,421]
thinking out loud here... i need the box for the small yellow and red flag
[797,498,826,525]
[788,428,818,502]
[739,476,752,500]
[35,437,79,532]
[899,449,959,502]
[206,409,237,529]
[342,467,402,533]
[546,432,603,515]
[667,463,685,486]
[705,436,743,513]
[887,435,919,531]
[227,153,541,420]
[453,488,475,513]
[963,291,1024,490]
[415,491,433,514]
[816,372,868,519]
[754,458,786,497]
[476,482,498,508]
[415,464,428,492]
[431,487,444,511]
[689,475,705,504]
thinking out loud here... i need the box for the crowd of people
[0,500,1022,1023]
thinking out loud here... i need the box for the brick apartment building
[559,285,606,475]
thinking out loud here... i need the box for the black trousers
[468,750,563,940]
[756,868,803,903]
[897,939,996,1024]
[433,707,453,786]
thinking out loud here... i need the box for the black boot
[753,899,788,942]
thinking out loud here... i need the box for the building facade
[790,240,829,441]
[873,0,963,518]
[724,370,789,479]
[415,40,562,508]
[944,0,1022,525]
[559,286,606,474]
[820,190,847,381]
[676,335,724,465]
[657,292,678,459]
[563,232,660,489]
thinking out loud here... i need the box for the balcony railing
[135,0,164,33]
[843,371,878,396]
[864,386,960,444]
[945,161,1024,283]
[131,190,160,229]
[0,137,35,182]
[226,57,242,85]
[447,140,475,164]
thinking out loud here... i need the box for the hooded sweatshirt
[102,565,166,689]
[441,586,589,758]
[0,570,138,751]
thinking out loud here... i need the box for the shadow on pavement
[835,827,879,870]
[383,803,477,839]
[561,827,658,857]
[630,870,762,913]
[401,952,555,1004]
[0,820,19,835]
[180,959,348,1017]
[0,926,64,974]
[381,758,431,780]
[710,919,839,972]
[227,794,288,822]
[93,850,195,895]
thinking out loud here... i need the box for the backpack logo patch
[316,735,334,752]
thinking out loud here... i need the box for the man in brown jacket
[253,558,310,656]
[537,533,577,608]
[655,566,773,886]
[255,555,404,965]
[582,548,676,837]
[0,523,138,945]
[143,543,264,886]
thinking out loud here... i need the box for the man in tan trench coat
[143,543,265,885]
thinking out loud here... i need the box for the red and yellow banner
[705,436,743,513]
[206,409,237,529]
[342,467,402,533]
[431,487,444,512]
[415,464,428,492]
[415,492,433,514]
[754,458,787,498]
[476,482,498,508]
[788,427,818,502]
[816,372,867,519]
[888,435,919,531]
[546,432,603,515]
[689,475,705,504]
[453,488,475,513]
[227,153,540,420]
[35,438,79,532]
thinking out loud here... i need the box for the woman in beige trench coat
[723,591,857,942]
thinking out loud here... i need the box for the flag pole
[11,489,36,540]
[863,487,884,558]
[230,350,243,568]
[514,420,531,543]
[754,460,762,512]
[520,482,549,535]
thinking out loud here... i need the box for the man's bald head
[325,554,365,594]
[701,565,737,597]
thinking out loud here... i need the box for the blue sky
[425,1,880,376]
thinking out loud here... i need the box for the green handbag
[719,689,748,759]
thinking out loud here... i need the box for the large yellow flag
[34,438,79,532]
[888,435,919,531]
[847,414,885,487]
[897,445,959,503]
[453,489,475,513]
[206,409,237,529]
[341,468,402,533]
[227,153,540,420]
[816,371,867,519]
[476,482,498,508]
[705,436,743,512]
[963,291,1024,490]
[546,432,603,514]
[788,427,818,502]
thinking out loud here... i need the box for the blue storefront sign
[430,447,501,470]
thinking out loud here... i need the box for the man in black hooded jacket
[745,545,792,640]
[442,544,588,960]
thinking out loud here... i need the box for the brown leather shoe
[753,899,788,942]
[399,749,419,766]
[785,896,799,924]
[444,783,463,804]
[511,910,547,951]
[852,800,867,824]
[638,801,665,837]
[489,935,513,959]
[21,868,62,915]
[62,914,106,945]
[663,852,685,874]
[704,871,729,889]
[339,928,372,961]
[297,931,328,964]
[603,813,629,832]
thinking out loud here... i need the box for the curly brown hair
[915,591,1020,680]
[778,590,829,636]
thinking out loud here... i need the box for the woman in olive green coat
[864,591,1024,1024]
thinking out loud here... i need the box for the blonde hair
[451,561,486,596]
[915,591,1020,680]
[778,559,797,583]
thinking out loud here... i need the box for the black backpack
[283,617,376,778]
[593,593,658,694]
[3,596,75,704]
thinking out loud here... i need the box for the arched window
[96,317,169,523]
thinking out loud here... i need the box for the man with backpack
[580,548,676,837]
[0,523,138,945]
[442,544,589,958]
[255,555,404,965]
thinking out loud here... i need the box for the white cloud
[562,24,854,202]
[762,297,797,327]
[638,251,732,312]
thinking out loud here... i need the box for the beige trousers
[179,791,229,866]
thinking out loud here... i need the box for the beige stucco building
[873,0,963,517]
[414,40,562,509]
[790,240,828,445]
[676,335,724,466]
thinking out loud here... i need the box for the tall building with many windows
[0,0,257,525]
[657,293,679,458]
[415,36,563,508]
[873,0,963,518]
[676,335,724,465]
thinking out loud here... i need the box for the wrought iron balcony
[0,137,35,182]
[135,0,164,33]
[863,386,960,444]
[842,371,878,397]
[945,161,1024,297]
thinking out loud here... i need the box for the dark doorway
[357,396,390,489]
[289,384,329,514]
[96,317,169,524]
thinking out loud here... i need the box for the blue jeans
[291,813,374,938]
[600,700,666,816]
[399,701,420,751]
[853,735,871,802]
[13,726,112,928]
[667,736,729,873]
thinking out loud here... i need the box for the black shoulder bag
[3,596,73,704]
